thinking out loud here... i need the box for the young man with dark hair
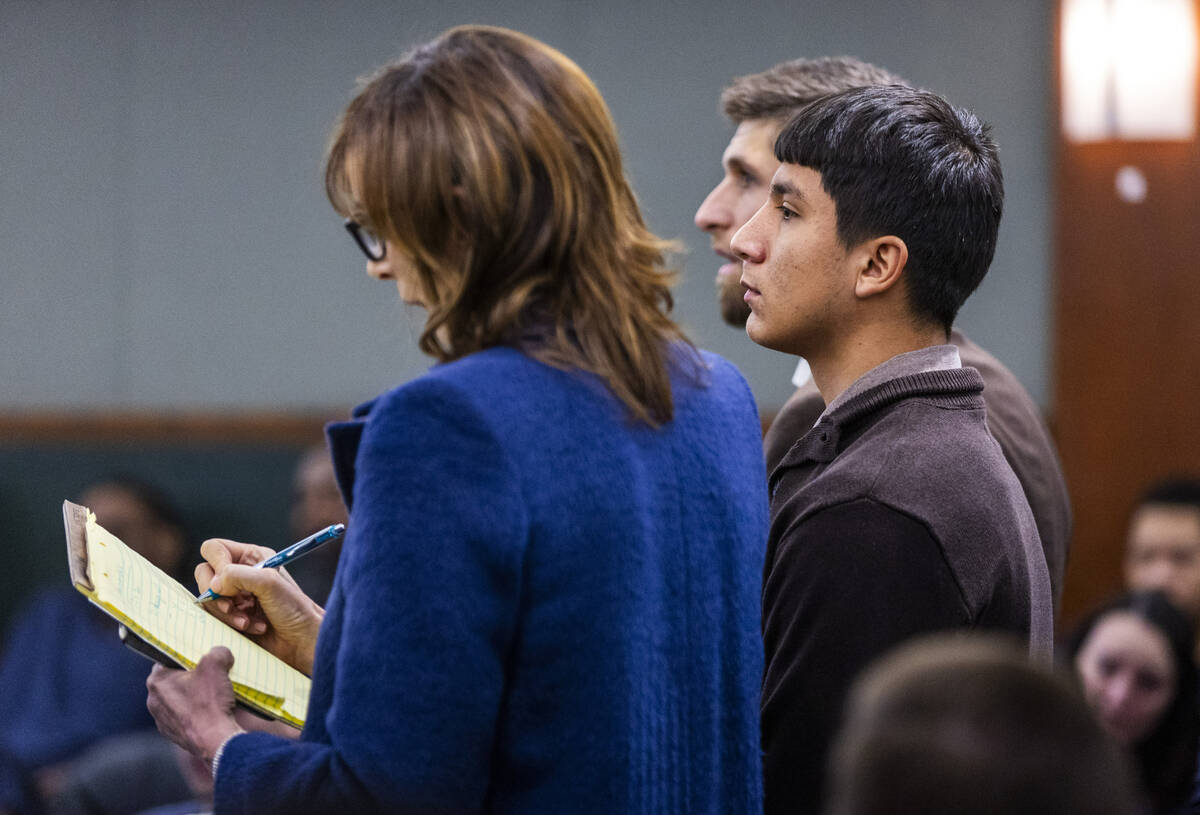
[699,57,905,328]
[730,85,1053,814]
[695,58,1071,611]
[1125,477,1200,656]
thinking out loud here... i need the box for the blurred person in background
[281,443,348,606]
[825,634,1137,815]
[1067,590,1199,815]
[1125,478,1200,660]
[46,455,340,815]
[0,477,190,815]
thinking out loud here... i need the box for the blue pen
[194,523,346,604]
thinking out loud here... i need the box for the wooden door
[1054,105,1200,627]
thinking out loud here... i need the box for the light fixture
[1061,0,1198,141]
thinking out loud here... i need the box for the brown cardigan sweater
[762,329,1071,612]
[761,364,1053,815]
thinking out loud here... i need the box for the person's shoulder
[2,585,87,642]
[775,383,824,425]
[952,329,1045,417]
[689,348,753,398]
[764,383,825,472]
[369,349,613,456]
[430,346,547,386]
[20,585,83,619]
[852,395,1035,534]
[951,328,1014,383]
[376,348,543,412]
[870,386,995,457]
[693,347,735,378]
[774,453,884,526]
[363,357,507,443]
[791,396,1006,520]
[674,347,762,429]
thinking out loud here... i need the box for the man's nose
[694,184,731,233]
[731,221,764,264]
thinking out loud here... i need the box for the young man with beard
[695,58,1071,611]
[729,85,1053,814]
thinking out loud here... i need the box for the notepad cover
[63,499,309,728]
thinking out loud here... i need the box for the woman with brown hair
[146,25,767,814]
[1068,590,1200,814]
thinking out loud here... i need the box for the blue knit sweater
[214,347,768,814]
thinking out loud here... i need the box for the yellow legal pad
[63,499,310,728]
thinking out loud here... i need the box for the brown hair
[826,634,1137,815]
[720,56,907,124]
[325,26,698,426]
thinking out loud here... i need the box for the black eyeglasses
[344,218,386,262]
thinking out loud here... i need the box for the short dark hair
[1137,476,1200,514]
[720,57,908,123]
[775,85,1003,333]
[827,634,1137,815]
[1066,590,1200,813]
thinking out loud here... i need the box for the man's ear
[853,235,908,299]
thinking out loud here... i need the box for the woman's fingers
[195,538,279,617]
[210,563,295,604]
[194,561,215,592]
[198,539,236,570]
[200,538,277,570]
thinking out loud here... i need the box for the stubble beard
[717,274,751,328]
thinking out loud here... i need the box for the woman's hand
[233,707,302,740]
[146,647,244,765]
[196,538,324,675]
